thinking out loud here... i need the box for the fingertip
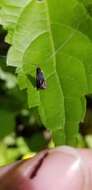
[18,150,48,177]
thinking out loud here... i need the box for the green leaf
[0,0,31,43]
[0,109,15,139]
[3,0,92,145]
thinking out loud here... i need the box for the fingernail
[50,146,90,190]
[50,146,79,159]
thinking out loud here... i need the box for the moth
[36,67,47,89]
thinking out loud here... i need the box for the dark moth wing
[36,67,47,89]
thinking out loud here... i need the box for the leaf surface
[2,0,92,145]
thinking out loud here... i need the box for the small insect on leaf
[36,67,47,90]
